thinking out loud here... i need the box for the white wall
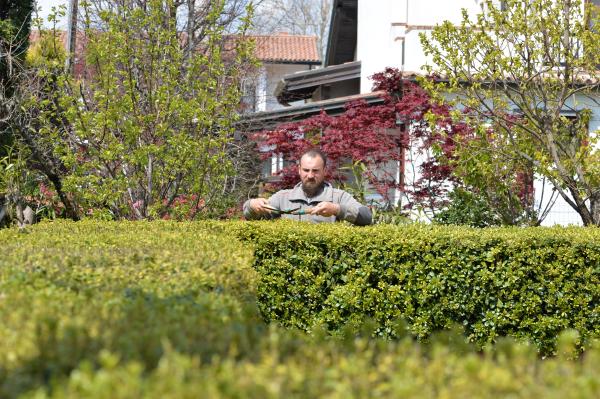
[356,0,483,93]
[253,63,313,176]
[259,64,314,111]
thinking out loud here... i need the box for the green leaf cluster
[48,0,256,220]
[420,0,600,225]
[237,221,600,355]
[0,220,258,397]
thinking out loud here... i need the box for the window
[240,79,257,113]
[260,153,287,178]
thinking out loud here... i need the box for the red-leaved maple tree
[255,67,469,212]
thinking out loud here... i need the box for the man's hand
[308,201,340,217]
[249,198,273,215]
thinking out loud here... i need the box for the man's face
[299,155,325,195]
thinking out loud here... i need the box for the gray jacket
[243,182,372,226]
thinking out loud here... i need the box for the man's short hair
[300,148,327,167]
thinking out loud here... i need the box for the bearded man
[243,149,372,226]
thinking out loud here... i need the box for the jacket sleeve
[336,191,372,226]
[243,193,283,220]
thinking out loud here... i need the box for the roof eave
[261,59,322,65]
[275,60,362,105]
[238,90,386,131]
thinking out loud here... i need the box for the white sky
[34,0,68,28]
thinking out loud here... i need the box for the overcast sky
[34,0,68,28]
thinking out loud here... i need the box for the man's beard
[302,180,323,197]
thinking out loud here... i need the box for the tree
[255,69,454,209]
[254,102,402,205]
[0,1,68,225]
[5,7,81,221]
[253,0,331,61]
[420,0,600,225]
[1,0,256,222]
[255,67,543,225]
[0,0,33,87]
[0,0,34,150]
[54,0,256,220]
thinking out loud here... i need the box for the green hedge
[2,220,600,398]
[236,221,600,354]
[0,220,261,398]
[27,332,600,399]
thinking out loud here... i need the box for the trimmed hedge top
[0,220,260,397]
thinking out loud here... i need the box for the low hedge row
[0,220,261,398]
[29,331,600,399]
[2,220,600,397]
[235,221,600,354]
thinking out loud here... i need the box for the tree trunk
[46,172,80,221]
[591,195,600,226]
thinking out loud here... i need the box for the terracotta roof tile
[250,33,320,64]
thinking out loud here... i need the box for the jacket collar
[288,182,333,203]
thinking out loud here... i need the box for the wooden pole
[65,0,78,74]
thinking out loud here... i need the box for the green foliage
[420,0,600,225]
[0,144,53,224]
[372,206,412,225]
[0,145,34,200]
[0,0,34,156]
[338,160,370,205]
[50,0,256,220]
[6,1,256,221]
[0,220,599,397]
[26,332,600,399]
[236,221,600,354]
[0,0,34,84]
[3,5,81,221]
[0,220,259,397]
[25,29,66,68]
[447,122,538,226]
[433,188,502,227]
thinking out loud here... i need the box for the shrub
[0,220,260,397]
[433,188,502,227]
[28,331,600,399]
[235,221,600,354]
[2,220,600,398]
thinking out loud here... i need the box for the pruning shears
[263,205,309,215]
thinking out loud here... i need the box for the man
[244,149,372,226]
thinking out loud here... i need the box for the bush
[433,188,502,227]
[0,220,260,397]
[236,221,600,354]
[27,331,600,398]
[2,220,600,398]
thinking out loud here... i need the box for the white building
[241,33,321,113]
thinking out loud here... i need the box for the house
[245,0,600,226]
[240,33,321,113]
